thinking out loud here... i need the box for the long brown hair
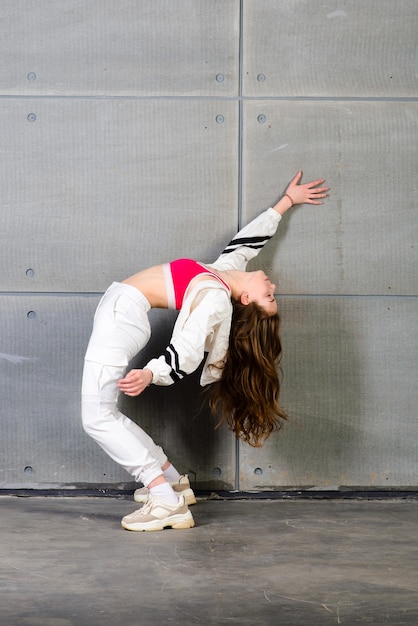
[208,301,288,447]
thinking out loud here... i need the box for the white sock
[149,481,179,505]
[163,463,181,483]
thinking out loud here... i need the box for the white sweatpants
[81,282,167,486]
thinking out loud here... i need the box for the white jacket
[146,207,282,387]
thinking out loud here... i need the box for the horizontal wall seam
[0,95,417,103]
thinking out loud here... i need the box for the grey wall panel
[243,0,418,97]
[242,100,418,296]
[1,99,238,292]
[240,296,418,490]
[0,294,111,487]
[1,0,239,96]
[0,296,235,488]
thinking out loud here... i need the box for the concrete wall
[1,0,417,492]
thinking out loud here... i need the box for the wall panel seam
[235,0,245,492]
[1,95,417,102]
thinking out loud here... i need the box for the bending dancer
[81,171,328,531]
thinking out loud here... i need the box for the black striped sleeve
[221,234,272,255]
[164,343,188,383]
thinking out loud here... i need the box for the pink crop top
[162,258,230,310]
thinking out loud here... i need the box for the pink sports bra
[162,258,230,310]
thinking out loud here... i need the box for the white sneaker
[121,495,195,532]
[134,474,196,506]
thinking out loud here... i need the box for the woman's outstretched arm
[211,171,328,272]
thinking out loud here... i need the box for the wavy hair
[208,301,288,447]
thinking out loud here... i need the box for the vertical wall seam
[238,0,244,229]
[235,0,245,492]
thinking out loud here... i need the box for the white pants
[81,282,167,486]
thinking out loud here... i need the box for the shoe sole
[121,511,195,532]
[134,488,197,506]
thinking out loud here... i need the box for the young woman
[81,171,328,531]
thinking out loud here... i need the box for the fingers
[120,370,135,381]
[123,389,144,397]
[118,379,141,390]
[306,192,329,204]
[302,180,329,204]
[290,170,303,185]
[287,173,328,195]
[307,187,328,196]
[310,186,328,192]
[306,178,326,188]
[306,199,325,205]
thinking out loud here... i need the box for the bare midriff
[122,265,168,308]
[122,264,231,309]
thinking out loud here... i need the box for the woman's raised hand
[274,170,329,215]
[285,170,329,206]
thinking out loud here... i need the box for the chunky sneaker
[134,474,196,506]
[121,495,195,532]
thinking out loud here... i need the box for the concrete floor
[1,496,417,626]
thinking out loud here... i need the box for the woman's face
[243,270,278,315]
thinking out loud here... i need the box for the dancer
[81,171,328,531]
